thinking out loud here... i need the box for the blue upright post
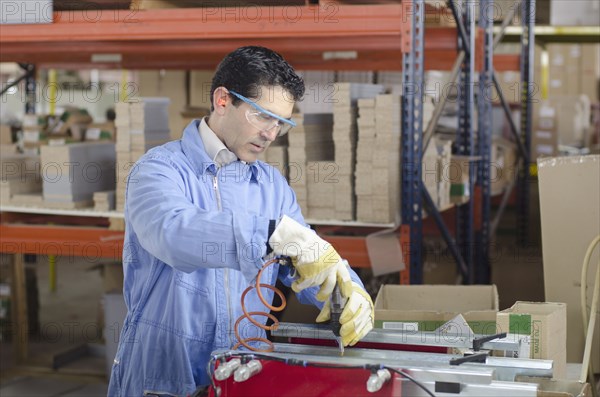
[401,0,425,284]
[476,0,494,284]
[455,0,476,284]
[517,0,535,247]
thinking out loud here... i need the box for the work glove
[316,282,374,347]
[268,215,353,300]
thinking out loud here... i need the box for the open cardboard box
[374,285,499,335]
[497,301,567,379]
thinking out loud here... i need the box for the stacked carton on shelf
[288,113,334,217]
[21,114,45,155]
[115,98,171,211]
[356,94,443,222]
[94,190,116,212]
[40,142,116,209]
[332,83,384,221]
[355,94,401,223]
[355,98,377,222]
[0,153,42,205]
[257,136,288,180]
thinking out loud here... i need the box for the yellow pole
[120,70,128,102]
[48,69,58,293]
[48,69,57,116]
[540,48,549,100]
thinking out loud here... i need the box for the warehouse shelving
[0,0,545,363]
[0,2,527,276]
[0,1,530,285]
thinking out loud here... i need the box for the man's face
[219,85,294,163]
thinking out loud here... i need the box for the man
[108,46,373,396]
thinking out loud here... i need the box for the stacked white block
[0,153,41,205]
[40,142,116,209]
[356,94,405,223]
[115,102,132,212]
[437,139,453,211]
[355,98,377,222]
[257,137,288,180]
[288,113,334,216]
[94,190,116,212]
[306,161,336,220]
[115,98,170,211]
[337,71,375,84]
[295,71,336,114]
[333,83,384,221]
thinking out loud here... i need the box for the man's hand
[316,282,374,346]
[268,215,352,299]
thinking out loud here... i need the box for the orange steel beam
[0,223,379,267]
[494,54,521,72]
[324,235,371,268]
[0,29,464,70]
[0,5,407,43]
[0,4,482,71]
[0,224,124,259]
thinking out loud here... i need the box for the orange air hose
[233,257,288,352]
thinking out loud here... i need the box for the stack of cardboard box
[114,98,171,211]
[354,94,401,223]
[306,161,337,220]
[332,83,384,221]
[39,142,116,209]
[288,113,334,216]
[0,153,42,205]
[548,44,600,102]
[355,98,377,222]
[115,102,132,212]
[295,71,336,114]
[22,114,45,155]
[93,190,116,212]
[129,99,171,160]
[257,138,288,180]
[527,43,600,155]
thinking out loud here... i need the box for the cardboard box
[0,124,12,145]
[532,101,559,158]
[516,377,591,397]
[496,302,567,379]
[550,0,600,26]
[374,285,499,335]
[580,44,600,103]
[537,155,600,374]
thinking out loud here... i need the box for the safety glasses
[229,90,296,137]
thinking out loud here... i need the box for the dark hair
[210,46,305,111]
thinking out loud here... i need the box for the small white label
[86,128,101,140]
[48,138,66,146]
[552,54,564,66]
[23,131,40,142]
[536,144,554,155]
[570,45,581,58]
[382,322,419,331]
[539,106,556,118]
[538,118,555,130]
[536,130,553,140]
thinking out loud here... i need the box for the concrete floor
[1,255,109,395]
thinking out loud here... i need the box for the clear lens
[246,110,292,137]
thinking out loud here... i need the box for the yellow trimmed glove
[268,215,353,300]
[316,281,374,346]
